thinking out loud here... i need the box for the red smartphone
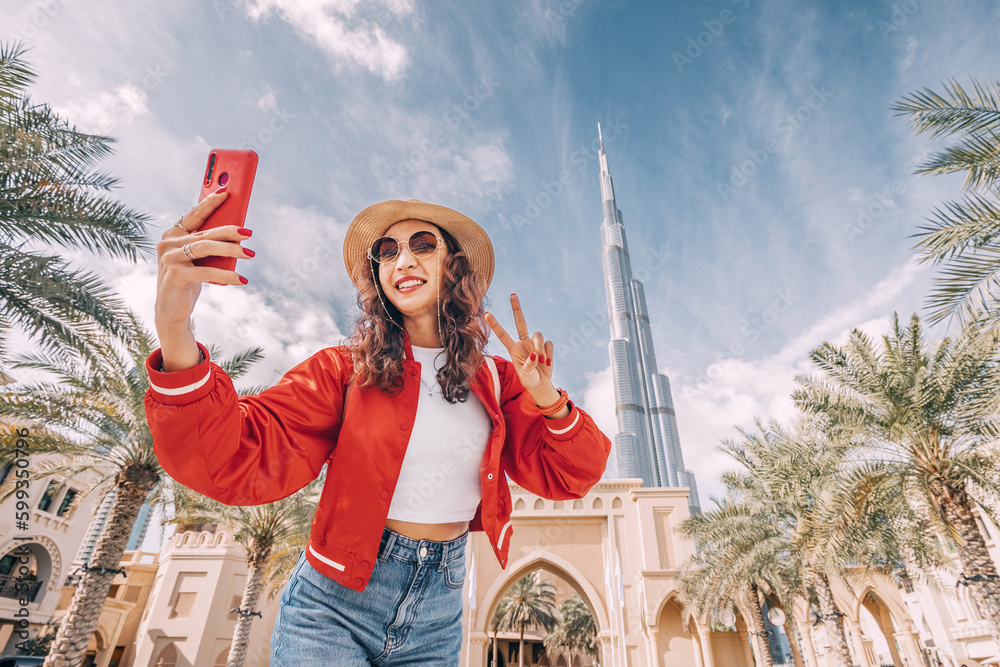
[194,148,258,271]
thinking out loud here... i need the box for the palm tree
[678,487,791,667]
[0,314,265,667]
[892,77,1000,326]
[0,41,152,370]
[679,419,895,667]
[794,312,1000,637]
[165,477,320,667]
[490,598,510,667]
[543,594,597,665]
[494,572,562,667]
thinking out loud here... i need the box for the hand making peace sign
[484,294,556,395]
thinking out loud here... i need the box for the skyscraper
[74,489,155,569]
[597,124,701,514]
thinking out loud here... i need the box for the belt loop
[379,528,397,563]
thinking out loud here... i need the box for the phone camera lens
[219,173,229,187]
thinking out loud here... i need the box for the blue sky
[4,0,998,547]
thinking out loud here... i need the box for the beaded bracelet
[536,388,569,416]
[159,349,205,373]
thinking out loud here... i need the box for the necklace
[413,347,445,397]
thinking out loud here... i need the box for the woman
[145,193,612,665]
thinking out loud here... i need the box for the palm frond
[892,78,1000,144]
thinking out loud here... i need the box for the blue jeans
[271,526,469,666]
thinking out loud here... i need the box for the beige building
[0,449,104,661]
[5,475,1000,666]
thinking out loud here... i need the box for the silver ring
[173,218,192,233]
[182,243,197,261]
[519,334,530,340]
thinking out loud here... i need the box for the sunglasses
[368,230,443,263]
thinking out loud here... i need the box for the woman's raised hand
[484,294,555,393]
[154,188,255,327]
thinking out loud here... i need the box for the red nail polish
[243,248,255,257]
[530,352,537,361]
[239,275,248,285]
[546,358,552,366]
[237,228,252,237]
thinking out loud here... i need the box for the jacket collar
[401,330,415,361]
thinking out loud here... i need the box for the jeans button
[419,546,428,558]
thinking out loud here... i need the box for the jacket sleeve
[144,342,352,506]
[496,356,612,500]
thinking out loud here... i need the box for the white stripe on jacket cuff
[545,411,580,435]
[149,367,212,396]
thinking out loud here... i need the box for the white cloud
[901,37,919,71]
[257,89,278,113]
[371,127,516,213]
[242,0,415,81]
[581,366,619,479]
[53,82,149,135]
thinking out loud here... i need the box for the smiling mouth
[395,279,427,291]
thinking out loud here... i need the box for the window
[0,554,16,577]
[122,585,142,604]
[153,644,177,667]
[107,584,120,599]
[56,489,79,517]
[169,592,197,619]
[37,481,58,512]
[226,594,243,621]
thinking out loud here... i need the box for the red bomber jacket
[144,331,612,592]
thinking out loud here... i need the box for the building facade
[5,470,1000,665]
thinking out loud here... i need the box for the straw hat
[342,199,495,293]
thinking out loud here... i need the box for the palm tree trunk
[493,631,499,666]
[43,467,158,667]
[228,536,272,667]
[519,621,525,667]
[929,477,1000,639]
[812,572,852,667]
[781,606,806,667]
[744,584,774,667]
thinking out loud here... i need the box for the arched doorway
[480,555,605,667]
[656,598,696,666]
[860,591,903,667]
[0,543,54,605]
[81,629,105,667]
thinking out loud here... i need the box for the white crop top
[386,344,493,523]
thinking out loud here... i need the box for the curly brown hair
[346,226,490,403]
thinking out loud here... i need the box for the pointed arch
[477,550,609,636]
[153,643,177,667]
[852,582,909,629]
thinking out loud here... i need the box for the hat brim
[343,199,494,295]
